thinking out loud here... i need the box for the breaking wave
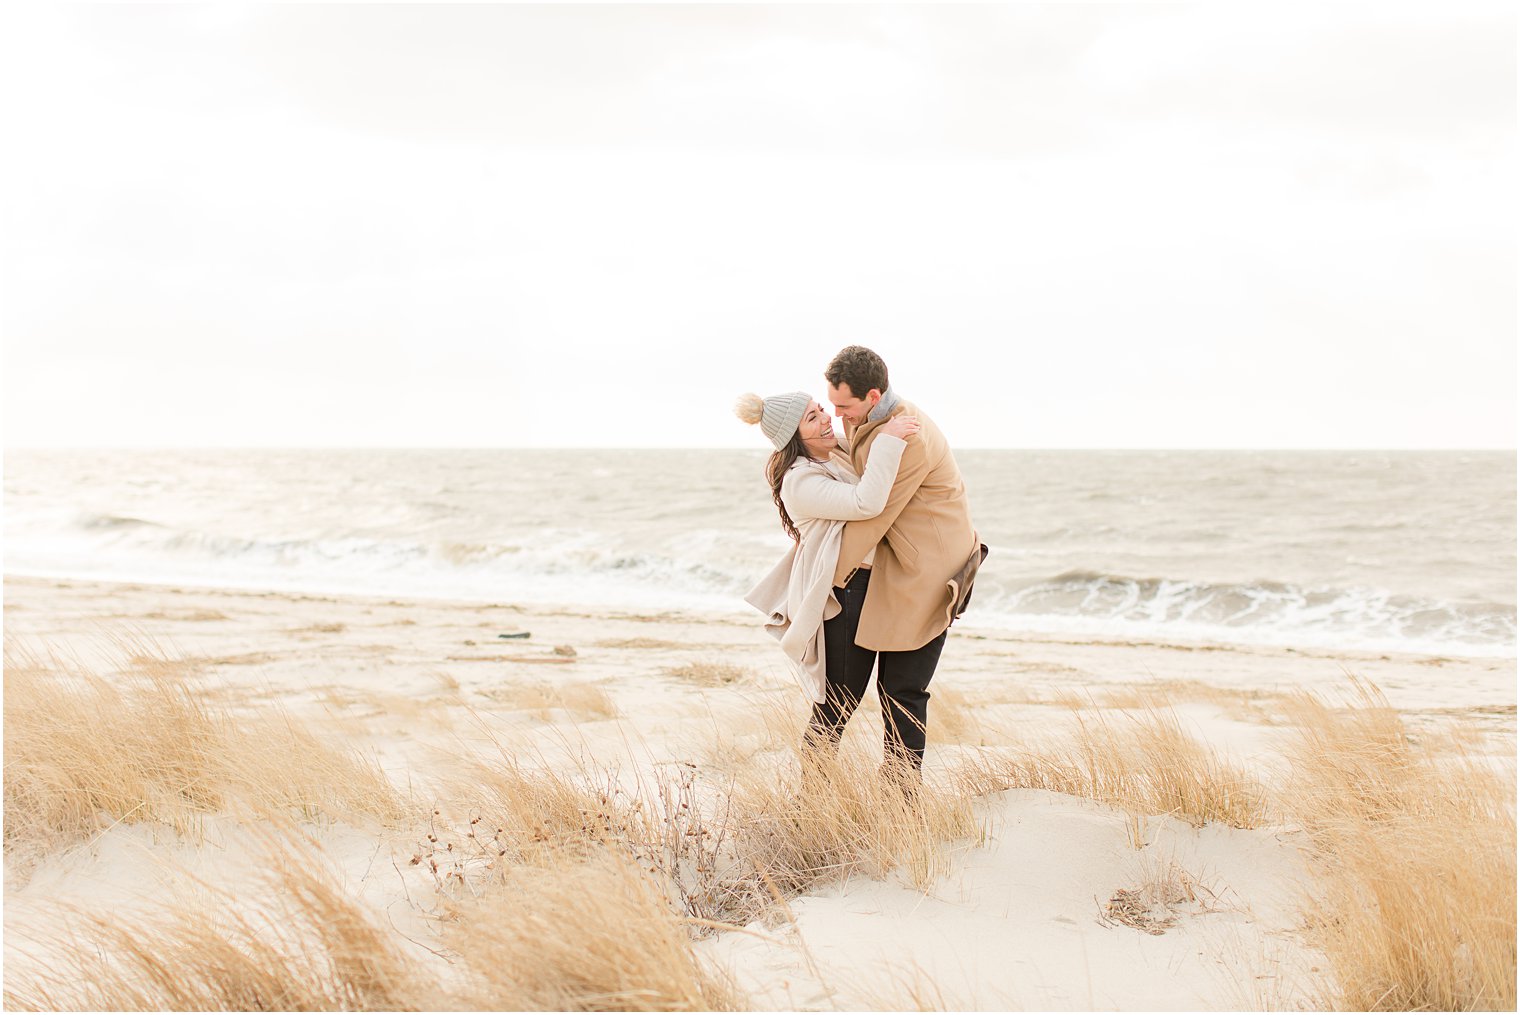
[6,512,1514,659]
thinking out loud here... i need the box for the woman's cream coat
[743,435,907,702]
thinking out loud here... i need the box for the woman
[736,390,919,759]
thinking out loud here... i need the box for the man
[811,344,979,775]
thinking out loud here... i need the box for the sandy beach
[4,572,1513,1010]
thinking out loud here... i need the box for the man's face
[827,381,880,429]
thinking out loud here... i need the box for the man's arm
[831,435,932,586]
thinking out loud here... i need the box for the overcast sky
[1,2,1514,449]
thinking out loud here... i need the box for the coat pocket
[887,527,920,565]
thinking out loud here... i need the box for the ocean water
[3,449,1514,659]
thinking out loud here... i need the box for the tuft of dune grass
[595,637,685,650]
[3,646,405,858]
[435,755,637,869]
[3,833,425,1012]
[293,621,347,635]
[954,704,1269,829]
[691,697,985,920]
[663,660,752,687]
[482,680,619,720]
[446,848,741,1012]
[723,741,983,911]
[1279,679,1516,1011]
[142,608,231,623]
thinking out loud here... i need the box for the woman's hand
[880,414,920,440]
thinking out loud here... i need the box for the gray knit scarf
[867,386,902,423]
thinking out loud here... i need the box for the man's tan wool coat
[833,400,978,652]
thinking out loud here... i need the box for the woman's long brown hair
[765,430,809,543]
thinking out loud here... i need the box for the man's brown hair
[824,345,889,399]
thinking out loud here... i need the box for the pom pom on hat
[734,393,765,426]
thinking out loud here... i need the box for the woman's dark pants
[805,568,947,772]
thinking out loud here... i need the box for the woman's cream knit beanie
[734,391,811,450]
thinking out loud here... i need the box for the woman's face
[798,400,837,459]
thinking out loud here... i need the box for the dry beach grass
[3,625,1514,1011]
[953,703,1271,829]
[445,850,743,1011]
[1278,681,1517,1010]
[4,830,426,1012]
[2,644,405,864]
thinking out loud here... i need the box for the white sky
[1,2,1514,449]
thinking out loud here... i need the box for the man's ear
[867,388,883,406]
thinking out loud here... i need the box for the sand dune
[4,575,1513,1011]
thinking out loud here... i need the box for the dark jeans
[804,568,948,770]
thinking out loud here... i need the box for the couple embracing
[738,345,986,783]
